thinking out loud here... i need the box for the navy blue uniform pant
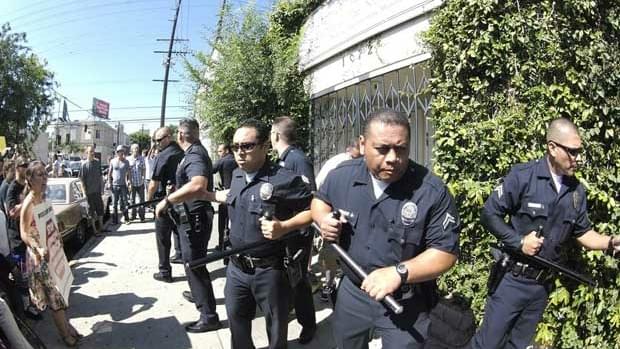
[178,210,219,323]
[288,234,316,330]
[333,276,429,349]
[472,273,549,349]
[155,214,181,276]
[225,262,289,349]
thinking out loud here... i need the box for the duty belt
[511,262,548,282]
[393,283,417,301]
[230,254,284,272]
[171,204,188,224]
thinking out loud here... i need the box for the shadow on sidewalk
[109,228,156,237]
[71,261,117,286]
[84,317,193,349]
[69,292,156,321]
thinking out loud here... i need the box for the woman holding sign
[20,161,81,347]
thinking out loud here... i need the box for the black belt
[230,254,283,272]
[511,262,548,282]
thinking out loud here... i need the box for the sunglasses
[231,142,259,153]
[155,135,169,142]
[550,141,582,158]
[18,163,28,168]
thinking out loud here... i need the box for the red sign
[92,98,110,119]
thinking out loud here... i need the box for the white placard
[32,201,73,306]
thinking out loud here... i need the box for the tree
[129,130,151,153]
[0,23,56,150]
[186,1,321,150]
[424,0,619,347]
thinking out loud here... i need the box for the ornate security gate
[310,62,433,170]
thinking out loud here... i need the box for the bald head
[546,118,579,143]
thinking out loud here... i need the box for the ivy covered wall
[424,0,619,347]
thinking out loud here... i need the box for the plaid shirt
[127,155,145,186]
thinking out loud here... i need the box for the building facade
[47,119,128,159]
[299,0,441,169]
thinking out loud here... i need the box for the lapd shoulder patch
[401,201,417,226]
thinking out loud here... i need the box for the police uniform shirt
[151,142,184,197]
[176,142,214,215]
[212,153,237,189]
[226,162,312,257]
[279,146,316,191]
[483,157,591,262]
[315,158,460,281]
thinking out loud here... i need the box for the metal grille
[311,62,433,170]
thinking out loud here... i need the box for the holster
[487,246,511,296]
[284,245,304,288]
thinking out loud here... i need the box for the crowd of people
[0,109,618,349]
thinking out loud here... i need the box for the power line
[67,105,191,112]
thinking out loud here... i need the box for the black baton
[312,213,404,315]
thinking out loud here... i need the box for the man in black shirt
[155,119,222,333]
[212,144,237,251]
[148,127,184,282]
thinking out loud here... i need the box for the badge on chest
[401,201,417,226]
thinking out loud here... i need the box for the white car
[45,178,93,246]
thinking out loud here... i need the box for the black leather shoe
[182,290,194,303]
[170,256,183,264]
[153,272,172,283]
[298,326,316,344]
[185,319,222,333]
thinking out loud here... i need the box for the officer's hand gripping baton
[312,211,404,315]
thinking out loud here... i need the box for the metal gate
[310,62,433,170]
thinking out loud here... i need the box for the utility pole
[159,0,183,127]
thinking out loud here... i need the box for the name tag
[527,202,543,209]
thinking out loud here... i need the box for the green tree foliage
[187,0,322,150]
[129,130,151,153]
[0,23,56,149]
[424,0,619,347]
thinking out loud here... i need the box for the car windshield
[45,184,67,202]
[70,162,81,170]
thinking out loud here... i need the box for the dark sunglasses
[231,142,259,153]
[155,135,169,142]
[550,141,582,158]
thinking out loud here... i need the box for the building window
[311,61,433,169]
[65,134,71,144]
[95,130,100,139]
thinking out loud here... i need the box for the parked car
[45,178,93,246]
[68,161,82,177]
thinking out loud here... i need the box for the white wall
[299,0,441,97]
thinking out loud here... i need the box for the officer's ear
[359,135,366,156]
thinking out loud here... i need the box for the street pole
[160,0,183,127]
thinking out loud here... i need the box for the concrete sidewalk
[30,213,337,349]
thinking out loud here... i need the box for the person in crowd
[0,157,4,187]
[312,108,461,348]
[108,145,130,224]
[127,143,146,222]
[212,143,237,251]
[148,127,184,282]
[206,119,313,348]
[155,119,222,333]
[79,145,106,236]
[472,117,620,349]
[20,161,81,346]
[144,146,157,209]
[6,157,41,320]
[270,116,317,344]
[0,160,15,215]
[315,139,361,302]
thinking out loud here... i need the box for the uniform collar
[536,156,552,179]
[279,145,296,161]
[234,161,274,184]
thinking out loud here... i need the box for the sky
[1,0,273,135]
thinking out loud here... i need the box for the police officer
[270,116,317,344]
[209,119,312,349]
[212,143,237,251]
[312,109,461,348]
[155,119,222,333]
[148,127,184,282]
[472,117,620,348]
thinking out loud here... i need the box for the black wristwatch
[395,263,408,284]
